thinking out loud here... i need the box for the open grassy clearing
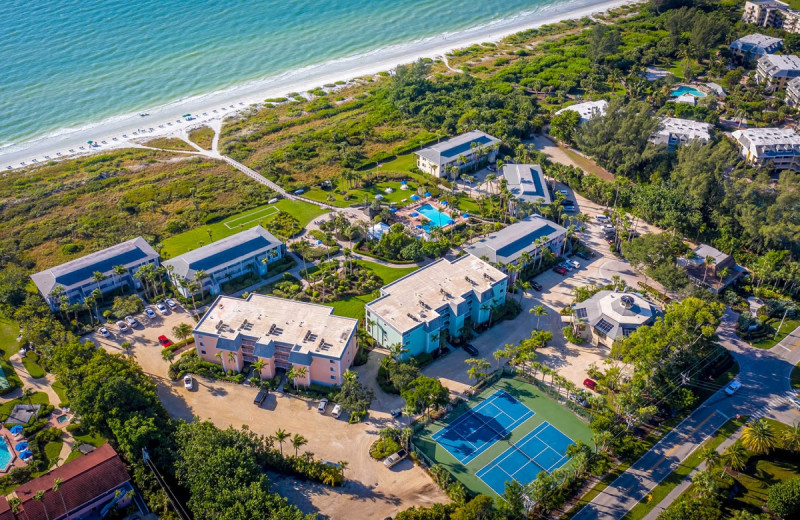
[141,137,196,151]
[188,126,215,150]
[750,319,800,349]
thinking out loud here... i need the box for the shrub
[369,438,400,459]
[768,478,800,518]
[35,427,62,444]
[563,326,585,345]
[353,347,369,366]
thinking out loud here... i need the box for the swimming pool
[416,204,453,230]
[0,437,12,471]
[670,86,706,98]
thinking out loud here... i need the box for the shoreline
[1,0,639,171]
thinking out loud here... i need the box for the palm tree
[252,359,266,384]
[700,446,721,474]
[275,428,290,456]
[342,370,357,385]
[186,280,199,315]
[388,342,408,363]
[84,296,96,327]
[194,270,209,301]
[91,271,106,294]
[90,288,102,320]
[702,255,716,285]
[8,497,21,519]
[33,490,50,520]
[292,434,308,456]
[162,348,176,363]
[113,265,129,292]
[529,305,547,329]
[226,351,237,373]
[52,477,68,519]
[721,443,748,476]
[782,422,800,453]
[172,322,192,342]
[337,459,349,480]
[741,418,776,455]
[215,351,226,375]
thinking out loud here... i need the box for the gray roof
[31,237,158,297]
[414,130,501,164]
[572,291,659,342]
[693,244,730,266]
[163,225,281,279]
[730,33,783,55]
[759,54,800,78]
[502,164,552,205]
[466,217,566,264]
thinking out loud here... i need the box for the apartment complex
[742,1,800,33]
[465,217,566,282]
[501,164,552,212]
[571,291,660,348]
[31,237,159,311]
[786,76,800,106]
[650,118,712,148]
[756,54,800,88]
[729,33,783,62]
[732,127,800,171]
[193,294,358,386]
[164,225,284,298]
[415,130,501,177]
[554,100,608,123]
[365,256,508,358]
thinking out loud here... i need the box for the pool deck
[395,198,465,235]
[670,83,710,97]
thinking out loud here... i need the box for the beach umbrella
[424,192,431,197]
[441,200,448,205]
[401,180,407,185]
[9,425,23,435]
[462,213,470,218]
[19,450,32,460]
[416,225,423,229]
[410,195,420,201]
[14,442,27,451]
[410,212,418,217]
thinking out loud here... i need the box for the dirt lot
[88,304,447,520]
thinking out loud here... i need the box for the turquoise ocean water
[0,0,605,151]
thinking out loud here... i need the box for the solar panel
[621,327,636,337]
[574,308,588,319]
[595,319,614,334]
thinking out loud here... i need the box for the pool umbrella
[390,208,397,213]
[19,450,32,460]
[9,425,23,435]
[410,212,418,217]
[424,192,431,197]
[462,213,470,218]
[14,442,27,451]
[400,180,407,185]
[441,200,448,205]
[416,225,423,229]
[410,195,420,201]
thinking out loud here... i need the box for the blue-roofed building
[31,237,159,311]
[501,164,552,214]
[163,225,284,298]
[465,217,566,282]
[415,130,501,178]
[730,33,783,63]
[193,294,358,385]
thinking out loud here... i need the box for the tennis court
[476,421,574,496]
[432,389,534,464]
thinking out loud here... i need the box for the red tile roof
[11,444,130,520]
[0,496,13,520]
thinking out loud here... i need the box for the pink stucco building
[193,294,358,386]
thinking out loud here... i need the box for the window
[199,341,204,347]
[201,350,206,355]
[331,375,336,380]
[330,367,335,372]
[330,359,334,364]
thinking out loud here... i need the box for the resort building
[465,217,566,282]
[571,291,660,348]
[31,237,159,311]
[729,33,783,62]
[786,76,800,107]
[756,54,800,89]
[163,225,284,298]
[732,127,800,171]
[501,164,552,213]
[650,118,712,148]
[193,294,358,386]
[555,100,608,123]
[365,256,508,358]
[742,1,800,34]
[0,444,147,520]
[679,244,744,294]
[414,130,501,178]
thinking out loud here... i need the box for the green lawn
[0,316,18,361]
[327,261,418,320]
[750,318,800,349]
[304,180,423,208]
[64,449,83,464]
[0,391,49,420]
[44,439,63,465]
[356,260,418,284]
[22,357,45,379]
[624,416,748,520]
[161,199,328,258]
[379,153,417,173]
[52,381,68,403]
[72,430,107,448]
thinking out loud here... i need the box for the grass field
[0,316,18,361]
[161,199,328,258]
[414,376,592,497]
[304,180,423,208]
[0,391,49,419]
[329,261,418,320]
[750,318,800,349]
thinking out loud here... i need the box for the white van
[268,197,279,204]
[331,403,342,418]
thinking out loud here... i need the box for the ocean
[0,0,615,155]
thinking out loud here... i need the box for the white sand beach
[1,0,638,171]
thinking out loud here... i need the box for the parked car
[294,188,305,195]
[557,189,569,196]
[165,298,178,309]
[183,374,193,390]
[463,343,479,356]
[575,250,594,260]
[530,281,543,291]
[317,398,329,413]
[487,164,497,172]
[583,378,597,390]
[569,392,589,407]
[558,262,573,272]
[595,215,611,222]
[144,307,156,319]
[332,403,342,418]
[268,197,280,204]
[724,380,742,396]
[99,327,111,337]
[254,389,268,405]
[158,335,173,347]
[116,320,129,332]
[563,205,576,212]
[125,315,137,327]
[561,200,574,206]
[606,237,616,245]
[601,224,615,232]
[390,408,403,418]
[156,302,168,314]
[568,259,580,269]
[553,266,567,275]
[384,449,408,468]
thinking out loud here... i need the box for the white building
[742,1,800,34]
[163,225,285,298]
[572,291,660,348]
[786,76,800,107]
[501,164,552,213]
[415,130,501,178]
[731,127,800,171]
[555,100,608,123]
[756,54,800,89]
[31,237,159,311]
[729,33,783,62]
[650,118,712,147]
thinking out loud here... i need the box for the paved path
[572,313,800,519]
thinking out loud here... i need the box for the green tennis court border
[412,376,592,497]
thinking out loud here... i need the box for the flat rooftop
[415,130,501,163]
[366,256,506,333]
[731,33,783,49]
[195,294,357,358]
[655,117,712,141]
[502,164,552,205]
[466,217,566,264]
[555,100,608,121]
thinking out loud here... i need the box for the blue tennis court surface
[432,390,534,465]
[477,421,575,496]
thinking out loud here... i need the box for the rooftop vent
[483,273,494,281]
[268,323,276,335]
[406,312,420,322]
[215,320,224,331]
[303,330,312,342]
[620,295,635,309]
